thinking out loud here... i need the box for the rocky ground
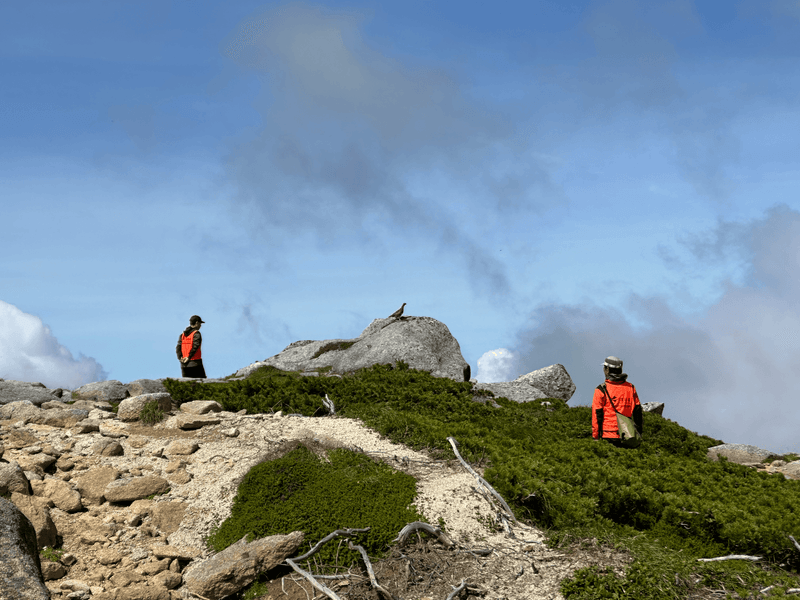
[2,379,798,600]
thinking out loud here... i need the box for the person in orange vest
[176,315,206,378]
[592,356,642,447]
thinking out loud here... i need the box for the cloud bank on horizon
[477,205,800,453]
[0,301,107,390]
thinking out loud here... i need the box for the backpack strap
[597,383,621,414]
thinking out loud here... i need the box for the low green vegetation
[40,546,63,563]
[311,340,356,359]
[163,363,800,598]
[139,400,165,425]
[207,444,423,568]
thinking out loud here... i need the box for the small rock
[168,470,192,485]
[221,428,239,437]
[140,558,171,575]
[61,553,78,566]
[71,419,102,434]
[179,400,222,415]
[41,560,68,580]
[150,501,186,535]
[104,476,170,503]
[154,570,183,589]
[164,460,185,474]
[164,440,199,456]
[98,421,130,438]
[173,414,222,430]
[96,548,122,565]
[55,456,75,471]
[92,439,124,457]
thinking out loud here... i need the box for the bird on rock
[388,303,406,319]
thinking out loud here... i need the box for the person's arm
[592,388,604,439]
[632,386,643,434]
[176,335,183,360]
[190,331,202,359]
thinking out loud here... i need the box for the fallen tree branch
[348,541,397,600]
[697,555,762,562]
[445,579,468,600]
[446,437,517,524]
[285,558,341,600]
[293,528,371,562]
[393,521,455,548]
[790,535,800,553]
[322,393,335,415]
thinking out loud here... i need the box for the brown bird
[388,303,406,319]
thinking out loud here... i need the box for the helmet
[603,356,623,372]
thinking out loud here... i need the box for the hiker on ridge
[592,356,643,447]
[177,315,206,379]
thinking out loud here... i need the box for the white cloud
[0,301,106,389]
[476,348,518,383]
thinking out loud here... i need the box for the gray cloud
[0,301,107,389]
[509,204,800,452]
[215,2,567,301]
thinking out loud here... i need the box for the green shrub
[206,444,423,569]
[163,362,800,597]
[40,546,63,563]
[139,400,164,425]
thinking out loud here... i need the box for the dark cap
[603,356,623,371]
[189,315,205,325]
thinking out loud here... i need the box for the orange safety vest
[181,331,202,361]
[592,380,639,439]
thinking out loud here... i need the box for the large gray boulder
[183,531,304,600]
[0,381,58,407]
[0,497,51,600]
[236,316,471,382]
[126,379,168,397]
[473,364,576,404]
[72,380,130,403]
[707,444,781,465]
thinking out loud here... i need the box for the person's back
[591,356,642,447]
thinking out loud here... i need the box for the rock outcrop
[0,497,52,600]
[235,315,472,381]
[183,531,304,600]
[473,364,576,404]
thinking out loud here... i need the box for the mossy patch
[206,443,423,568]
[311,341,356,359]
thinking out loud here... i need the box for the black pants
[603,438,625,448]
[181,359,207,378]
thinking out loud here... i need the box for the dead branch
[348,541,398,600]
[445,579,468,600]
[790,534,800,553]
[446,436,517,524]
[285,558,341,600]
[696,555,762,562]
[393,521,455,548]
[293,528,371,562]
[322,393,335,415]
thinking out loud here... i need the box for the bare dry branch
[393,521,455,548]
[293,528,371,562]
[322,394,335,415]
[790,535,800,553]
[348,541,398,600]
[696,555,762,562]
[446,437,517,524]
[445,579,468,600]
[285,558,342,600]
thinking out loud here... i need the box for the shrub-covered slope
[164,363,800,599]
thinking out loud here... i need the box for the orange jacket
[592,380,641,439]
[181,330,202,360]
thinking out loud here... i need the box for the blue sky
[2,1,800,451]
